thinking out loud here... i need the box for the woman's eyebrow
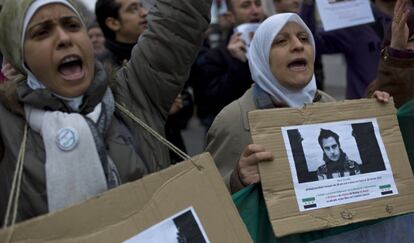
[275,32,289,38]
[27,20,52,34]
[28,15,78,30]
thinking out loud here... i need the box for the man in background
[194,0,265,130]
[95,0,148,68]
[87,21,107,56]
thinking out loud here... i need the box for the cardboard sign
[316,0,375,31]
[0,153,252,243]
[248,99,414,237]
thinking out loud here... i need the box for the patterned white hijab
[248,13,317,108]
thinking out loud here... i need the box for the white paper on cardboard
[234,23,261,56]
[124,207,210,243]
[281,118,398,211]
[316,0,375,31]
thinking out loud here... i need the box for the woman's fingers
[391,0,410,49]
[394,0,406,20]
[400,6,410,29]
[238,144,274,185]
[394,0,409,26]
[372,90,390,103]
[242,144,266,156]
[1,63,20,80]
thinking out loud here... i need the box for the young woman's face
[269,21,314,90]
[24,3,94,97]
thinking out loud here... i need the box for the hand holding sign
[237,144,274,186]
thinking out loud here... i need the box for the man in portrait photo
[317,129,361,180]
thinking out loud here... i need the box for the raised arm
[366,0,414,108]
[117,0,212,120]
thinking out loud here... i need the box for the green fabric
[232,184,276,243]
[233,184,389,243]
[397,99,414,171]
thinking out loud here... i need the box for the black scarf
[323,150,348,178]
[104,39,135,66]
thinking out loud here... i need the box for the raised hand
[227,32,248,62]
[1,59,20,81]
[168,95,184,115]
[391,0,411,50]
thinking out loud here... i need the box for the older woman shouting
[206,13,336,193]
[207,13,390,193]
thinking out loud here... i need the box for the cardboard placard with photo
[248,99,414,237]
[0,153,252,243]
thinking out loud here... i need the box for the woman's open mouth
[287,58,308,72]
[58,55,85,81]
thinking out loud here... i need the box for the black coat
[192,34,254,126]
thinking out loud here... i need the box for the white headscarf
[22,0,84,110]
[248,13,317,108]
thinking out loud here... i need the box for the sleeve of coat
[205,107,244,191]
[119,0,212,120]
[366,47,414,108]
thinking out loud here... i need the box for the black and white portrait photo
[124,207,209,243]
[283,119,387,184]
[315,128,361,180]
[282,118,398,211]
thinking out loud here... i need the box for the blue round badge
[56,127,79,151]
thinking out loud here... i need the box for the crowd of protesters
[0,0,414,241]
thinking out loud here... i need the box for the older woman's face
[269,21,313,89]
[24,3,94,97]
